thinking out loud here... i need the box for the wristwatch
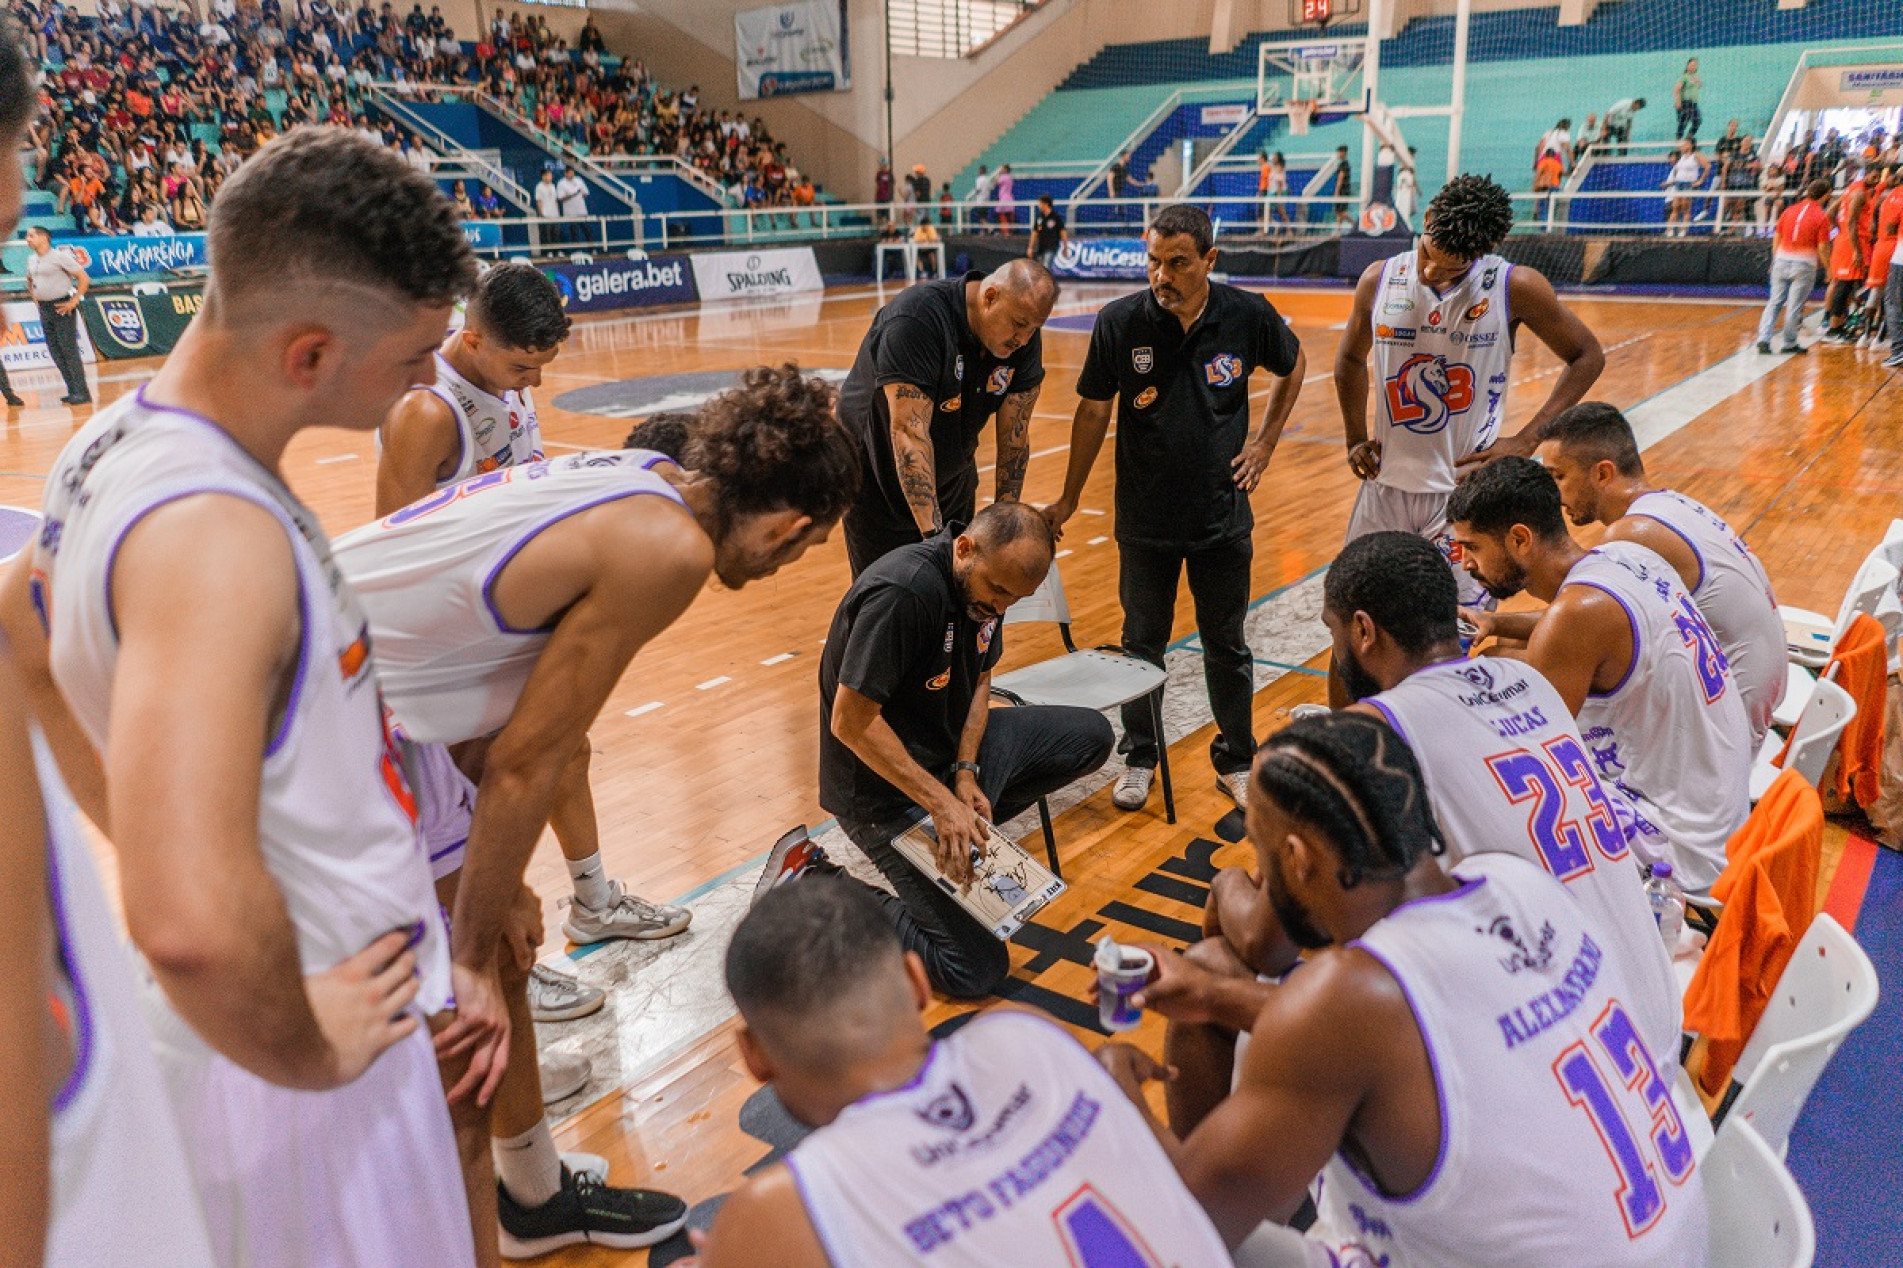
[949,761,981,779]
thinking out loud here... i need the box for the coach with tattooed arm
[836,259,1058,577]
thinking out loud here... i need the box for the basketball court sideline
[5,277,1896,1264]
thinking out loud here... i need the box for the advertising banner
[735,1,849,100]
[689,247,824,302]
[47,231,207,279]
[1,300,98,372]
[1049,238,1149,280]
[542,255,698,313]
[461,221,505,250]
[80,287,202,361]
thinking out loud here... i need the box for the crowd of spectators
[10,0,810,238]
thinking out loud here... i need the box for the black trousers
[1675,101,1701,141]
[839,704,1113,999]
[1117,535,1256,776]
[35,301,88,401]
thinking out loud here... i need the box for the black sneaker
[1782,344,1807,356]
[2,391,22,406]
[497,1166,687,1258]
[1756,341,1773,355]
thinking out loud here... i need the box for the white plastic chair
[991,560,1174,874]
[0,504,40,565]
[1723,913,1879,1157]
[1702,1119,1817,1268]
[1781,554,1899,671]
[129,280,166,296]
[1773,660,1814,732]
[1672,1061,1717,1162]
[1748,672,1854,802]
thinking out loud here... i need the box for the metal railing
[1067,86,1257,211]
[368,86,535,212]
[588,153,732,207]
[1508,187,1791,236]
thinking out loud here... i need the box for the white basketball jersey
[424,350,543,482]
[1313,853,1707,1268]
[333,450,684,745]
[1568,541,1752,891]
[1366,657,1680,1059]
[38,732,217,1268]
[1627,489,1785,745]
[36,393,452,1013]
[784,1012,1234,1268]
[1368,249,1516,495]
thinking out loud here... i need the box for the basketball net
[1289,99,1316,136]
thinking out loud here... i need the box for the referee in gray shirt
[21,225,90,405]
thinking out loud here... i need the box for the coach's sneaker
[539,1050,592,1104]
[1217,770,1250,811]
[561,880,691,945]
[1756,341,1773,355]
[1112,764,1154,811]
[752,825,836,904]
[497,1166,688,1258]
[528,963,604,1023]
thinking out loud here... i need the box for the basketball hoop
[1289,99,1317,135]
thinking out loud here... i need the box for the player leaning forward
[334,364,860,1257]
[1335,174,1603,612]
[10,130,498,1266]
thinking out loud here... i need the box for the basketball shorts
[1829,234,1867,282]
[141,981,474,1268]
[1868,242,1896,289]
[1345,480,1497,611]
[409,739,475,881]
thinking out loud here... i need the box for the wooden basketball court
[3,279,1890,1264]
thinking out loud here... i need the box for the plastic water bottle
[1645,862,1685,951]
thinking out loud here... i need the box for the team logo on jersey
[1358,202,1398,235]
[939,397,961,412]
[1464,298,1491,322]
[1132,347,1153,373]
[944,622,956,652]
[1481,265,1500,291]
[1486,915,1558,974]
[1455,663,1494,691]
[1383,354,1476,435]
[986,366,1015,395]
[977,617,997,655]
[97,297,147,350]
[1134,386,1158,408]
[926,668,950,690]
[915,1083,976,1132]
[955,354,965,381]
[1204,353,1244,387]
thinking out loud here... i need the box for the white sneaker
[1290,703,1331,721]
[540,1050,591,1104]
[1112,765,1154,811]
[1217,770,1250,810]
[561,1151,609,1183]
[527,963,604,1023]
[562,880,692,944]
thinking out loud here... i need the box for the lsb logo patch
[986,366,1015,395]
[1383,354,1475,435]
[1204,353,1243,387]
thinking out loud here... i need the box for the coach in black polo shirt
[1043,204,1305,814]
[813,502,1113,998]
[836,259,1057,577]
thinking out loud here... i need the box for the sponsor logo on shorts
[1464,298,1491,321]
[1134,386,1158,408]
[987,366,1015,395]
[1132,347,1153,373]
[1204,353,1244,387]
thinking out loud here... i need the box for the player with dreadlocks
[1096,713,1708,1265]
[1330,176,1603,689]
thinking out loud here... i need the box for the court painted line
[542,440,592,451]
[1054,548,1073,559]
[1260,658,1328,677]
[696,675,732,690]
[1088,535,1109,545]
[1080,507,1106,516]
[760,652,796,666]
[1623,339,1803,450]
[314,454,359,465]
[623,701,664,718]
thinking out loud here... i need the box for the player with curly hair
[1331,174,1604,672]
[332,363,858,1261]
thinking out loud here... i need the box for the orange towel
[1684,769,1823,1096]
[1829,614,1889,809]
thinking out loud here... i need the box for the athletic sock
[495,1122,564,1209]
[566,851,613,910]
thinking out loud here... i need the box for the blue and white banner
[48,231,206,279]
[461,221,504,250]
[735,0,849,100]
[1050,238,1149,280]
[543,254,697,313]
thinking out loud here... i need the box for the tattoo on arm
[889,384,940,534]
[994,389,1036,501]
